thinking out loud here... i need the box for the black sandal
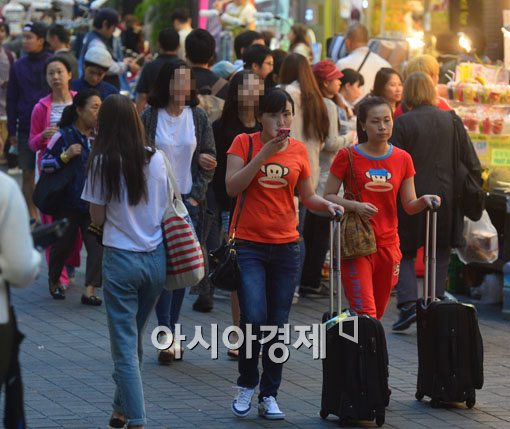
[49,282,66,300]
[108,416,126,429]
[81,294,102,306]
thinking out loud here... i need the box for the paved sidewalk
[2,263,510,429]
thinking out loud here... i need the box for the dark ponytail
[59,89,101,128]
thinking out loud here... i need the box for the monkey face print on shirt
[258,163,290,188]
[365,168,393,192]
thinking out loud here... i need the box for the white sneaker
[232,387,255,417]
[292,291,300,305]
[171,343,184,360]
[258,396,285,420]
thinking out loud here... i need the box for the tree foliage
[136,0,187,44]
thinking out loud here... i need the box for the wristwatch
[60,151,70,164]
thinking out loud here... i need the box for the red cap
[312,60,343,81]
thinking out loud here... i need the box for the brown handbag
[340,147,377,259]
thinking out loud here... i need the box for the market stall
[445,62,510,313]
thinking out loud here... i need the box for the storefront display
[446,63,510,175]
[447,63,510,309]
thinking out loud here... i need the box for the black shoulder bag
[208,136,253,291]
[451,111,485,221]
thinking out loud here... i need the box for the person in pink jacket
[29,56,80,289]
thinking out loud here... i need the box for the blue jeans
[236,241,300,400]
[103,242,165,427]
[155,288,185,332]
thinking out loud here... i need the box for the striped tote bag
[160,151,205,290]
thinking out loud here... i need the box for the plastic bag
[456,210,499,264]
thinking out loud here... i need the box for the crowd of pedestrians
[0,6,482,427]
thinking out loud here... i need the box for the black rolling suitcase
[416,209,484,408]
[320,215,389,427]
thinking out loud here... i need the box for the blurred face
[383,74,403,105]
[77,95,101,129]
[0,27,7,44]
[240,38,265,59]
[46,61,71,90]
[288,29,296,44]
[46,34,59,52]
[238,74,264,110]
[342,81,362,103]
[361,104,393,144]
[259,101,293,139]
[169,67,192,106]
[323,78,341,98]
[84,65,107,86]
[173,19,183,31]
[253,55,273,80]
[22,31,44,54]
[100,22,116,39]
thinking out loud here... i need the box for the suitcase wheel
[339,417,349,427]
[466,397,476,409]
[415,391,424,401]
[430,399,440,408]
[376,414,385,427]
[319,409,328,419]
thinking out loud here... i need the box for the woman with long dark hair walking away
[82,95,171,429]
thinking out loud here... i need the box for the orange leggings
[341,244,402,320]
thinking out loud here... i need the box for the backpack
[196,78,228,123]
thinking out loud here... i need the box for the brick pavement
[2,264,510,429]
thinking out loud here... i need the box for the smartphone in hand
[277,127,291,138]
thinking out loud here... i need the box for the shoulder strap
[59,127,76,148]
[357,48,371,73]
[450,111,461,173]
[211,78,228,97]
[231,135,253,238]
[346,147,362,202]
[159,149,181,202]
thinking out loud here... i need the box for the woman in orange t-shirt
[226,88,342,420]
[324,97,441,320]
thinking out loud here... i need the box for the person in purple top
[7,21,52,224]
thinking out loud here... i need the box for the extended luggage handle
[329,211,343,316]
[423,208,438,305]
